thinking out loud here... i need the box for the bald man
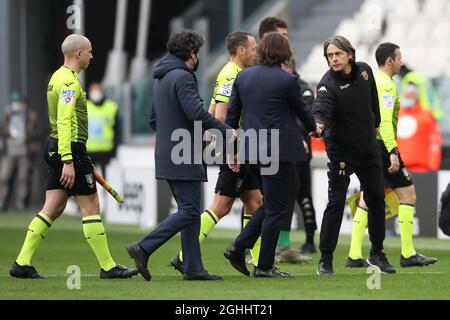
[9,34,138,279]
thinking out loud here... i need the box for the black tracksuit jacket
[312,62,381,160]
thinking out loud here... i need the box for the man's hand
[388,153,400,174]
[228,153,240,173]
[303,140,309,154]
[375,127,380,136]
[310,123,324,138]
[60,162,75,189]
[227,129,238,143]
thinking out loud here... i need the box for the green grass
[0,213,449,300]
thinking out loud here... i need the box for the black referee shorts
[214,164,259,198]
[378,140,413,189]
[45,138,97,196]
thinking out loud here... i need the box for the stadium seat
[356,44,370,63]
[386,0,419,21]
[422,0,448,19]
[405,19,432,42]
[428,21,450,43]
[383,21,409,44]
[335,19,360,44]
[297,0,450,81]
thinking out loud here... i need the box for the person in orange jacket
[397,84,442,172]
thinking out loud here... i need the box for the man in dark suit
[127,30,235,281]
[224,32,321,278]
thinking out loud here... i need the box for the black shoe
[317,260,335,276]
[367,252,396,274]
[126,242,151,281]
[9,262,47,279]
[224,244,250,276]
[100,264,139,279]
[252,266,293,278]
[400,253,438,268]
[299,242,317,254]
[345,257,369,268]
[170,255,185,275]
[183,270,223,281]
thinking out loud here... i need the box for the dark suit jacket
[151,53,229,181]
[312,62,380,159]
[226,64,316,163]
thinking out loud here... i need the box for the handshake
[310,123,324,138]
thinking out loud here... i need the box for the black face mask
[192,54,200,72]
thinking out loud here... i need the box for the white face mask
[403,98,416,109]
[11,102,23,112]
[89,90,104,104]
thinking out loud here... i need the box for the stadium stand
[299,0,450,80]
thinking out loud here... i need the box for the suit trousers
[281,160,317,235]
[319,148,386,261]
[234,162,295,270]
[139,180,204,273]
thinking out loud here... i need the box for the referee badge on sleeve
[402,168,412,181]
[382,94,395,108]
[61,89,76,105]
[218,83,233,97]
[339,162,346,176]
[361,71,369,81]
[85,173,95,189]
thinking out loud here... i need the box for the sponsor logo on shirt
[340,84,350,90]
[61,89,76,105]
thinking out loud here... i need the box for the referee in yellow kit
[10,34,138,279]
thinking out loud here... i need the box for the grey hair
[323,35,356,64]
[61,34,89,57]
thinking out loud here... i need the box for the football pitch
[0,213,449,300]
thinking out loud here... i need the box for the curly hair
[167,30,205,61]
[258,32,292,66]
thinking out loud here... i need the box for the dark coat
[294,72,315,162]
[226,64,317,163]
[150,53,229,181]
[312,62,380,160]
